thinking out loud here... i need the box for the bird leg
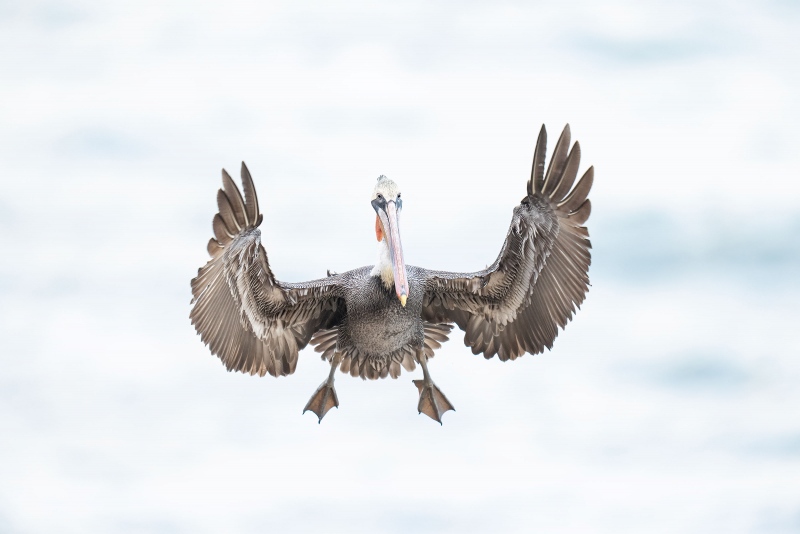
[304,353,343,423]
[412,352,455,424]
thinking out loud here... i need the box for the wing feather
[191,163,345,377]
[529,124,547,196]
[212,213,235,242]
[570,199,592,225]
[559,166,593,212]
[222,169,250,227]
[549,141,581,201]
[420,124,592,360]
[240,162,262,227]
[216,189,241,234]
[540,124,571,196]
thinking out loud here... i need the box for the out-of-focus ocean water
[2,1,799,532]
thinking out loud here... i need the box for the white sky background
[1,1,799,532]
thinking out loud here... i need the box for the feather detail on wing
[421,124,592,361]
[190,163,344,377]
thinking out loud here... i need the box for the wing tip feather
[530,124,547,195]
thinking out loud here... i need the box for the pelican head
[371,175,408,306]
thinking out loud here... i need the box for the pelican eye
[397,193,401,199]
[377,193,384,200]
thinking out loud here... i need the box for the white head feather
[372,175,401,201]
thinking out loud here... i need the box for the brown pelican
[190,124,592,423]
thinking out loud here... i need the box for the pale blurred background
[1,1,799,532]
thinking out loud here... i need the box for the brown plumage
[190,124,593,422]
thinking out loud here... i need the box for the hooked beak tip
[399,294,407,307]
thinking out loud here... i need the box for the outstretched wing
[190,163,345,377]
[420,124,592,361]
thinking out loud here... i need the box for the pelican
[190,124,592,423]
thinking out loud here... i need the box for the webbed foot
[303,381,339,423]
[304,353,343,423]
[413,379,455,423]
[413,353,455,424]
